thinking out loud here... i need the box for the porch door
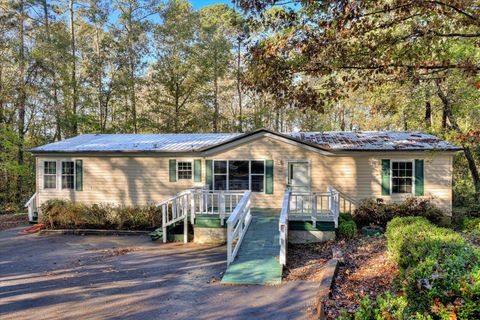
[287,161,310,193]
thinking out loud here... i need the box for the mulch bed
[284,235,398,319]
[0,213,29,231]
[283,241,335,282]
[325,235,398,319]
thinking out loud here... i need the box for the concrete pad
[194,227,227,244]
[0,227,317,319]
[289,230,336,244]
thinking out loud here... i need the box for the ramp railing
[226,191,252,265]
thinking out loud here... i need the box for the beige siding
[35,136,453,214]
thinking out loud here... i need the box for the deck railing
[279,186,340,265]
[157,187,250,245]
[226,191,252,265]
[288,187,340,227]
[25,192,37,223]
[158,190,191,243]
[190,188,244,225]
[279,189,291,266]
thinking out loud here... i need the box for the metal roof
[30,133,242,153]
[289,131,460,151]
[30,130,460,153]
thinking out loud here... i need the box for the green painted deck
[221,208,283,285]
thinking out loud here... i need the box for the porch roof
[30,129,460,154]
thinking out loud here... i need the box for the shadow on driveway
[0,227,318,320]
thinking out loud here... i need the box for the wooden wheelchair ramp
[221,208,283,285]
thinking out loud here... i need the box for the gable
[201,131,334,157]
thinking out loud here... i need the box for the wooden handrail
[226,191,252,265]
[24,192,37,223]
[279,189,291,266]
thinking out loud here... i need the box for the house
[29,128,459,214]
[27,128,460,282]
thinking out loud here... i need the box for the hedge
[386,217,480,319]
[353,197,445,228]
[40,199,162,230]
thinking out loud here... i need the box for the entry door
[287,161,310,193]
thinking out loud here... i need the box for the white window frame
[390,160,415,195]
[177,160,193,181]
[43,160,58,189]
[61,160,76,190]
[212,159,266,193]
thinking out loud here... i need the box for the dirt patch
[325,235,398,319]
[283,241,335,281]
[96,247,140,258]
[0,213,28,231]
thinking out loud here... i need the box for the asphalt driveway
[0,227,318,320]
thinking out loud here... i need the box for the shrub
[40,200,162,230]
[338,293,432,320]
[353,197,445,228]
[339,212,353,223]
[339,219,357,239]
[462,217,480,233]
[385,217,480,319]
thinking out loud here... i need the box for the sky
[190,0,234,9]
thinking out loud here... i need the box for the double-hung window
[391,161,413,194]
[250,161,265,192]
[43,161,57,189]
[213,160,265,192]
[177,161,192,180]
[214,161,228,190]
[62,161,75,189]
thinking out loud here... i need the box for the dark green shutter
[194,159,202,182]
[75,160,83,191]
[381,159,390,195]
[265,160,274,194]
[205,160,213,189]
[169,159,177,182]
[415,159,424,196]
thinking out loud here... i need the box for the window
[43,161,57,189]
[177,161,192,180]
[214,161,227,190]
[392,161,413,194]
[251,161,265,192]
[213,160,265,192]
[229,161,249,190]
[62,161,75,189]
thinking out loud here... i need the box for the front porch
[153,186,341,285]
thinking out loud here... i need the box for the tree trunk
[94,24,104,132]
[16,0,26,204]
[0,64,4,123]
[236,39,242,132]
[69,0,78,136]
[213,50,219,133]
[127,7,137,133]
[42,0,61,141]
[425,100,432,128]
[339,105,346,131]
[174,82,180,133]
[437,83,480,201]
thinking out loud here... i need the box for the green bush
[385,217,480,319]
[353,197,445,228]
[339,212,353,223]
[339,219,357,239]
[462,217,480,233]
[338,293,432,320]
[40,200,162,230]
